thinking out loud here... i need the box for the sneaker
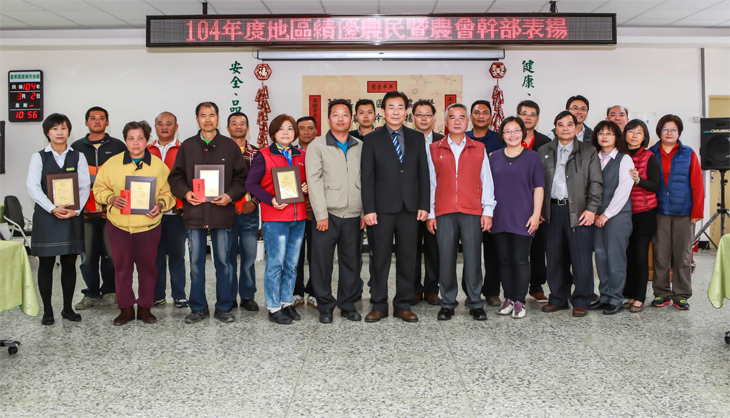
[185,307,210,324]
[268,310,292,325]
[497,298,514,315]
[282,305,301,321]
[512,301,526,319]
[74,296,99,310]
[306,295,318,307]
[650,297,672,307]
[214,309,235,323]
[174,298,189,308]
[673,300,690,310]
[292,295,305,307]
[154,299,166,306]
[102,293,117,308]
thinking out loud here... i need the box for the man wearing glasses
[548,95,593,143]
[411,99,444,306]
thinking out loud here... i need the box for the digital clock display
[8,70,43,123]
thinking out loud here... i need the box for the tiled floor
[1,250,729,418]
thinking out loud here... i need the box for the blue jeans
[187,227,234,313]
[154,215,187,300]
[229,209,259,301]
[262,220,305,310]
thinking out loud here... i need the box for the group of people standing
[26,90,704,326]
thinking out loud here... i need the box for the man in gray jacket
[538,110,602,317]
[305,99,365,324]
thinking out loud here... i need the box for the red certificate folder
[120,190,131,214]
[192,179,205,202]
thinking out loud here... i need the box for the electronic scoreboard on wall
[8,70,43,123]
[146,14,616,47]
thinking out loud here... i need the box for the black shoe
[214,309,235,323]
[603,305,621,315]
[437,307,454,321]
[231,300,238,309]
[320,309,334,323]
[269,310,292,324]
[470,308,487,320]
[340,310,361,321]
[282,305,301,321]
[240,299,259,311]
[61,309,81,321]
[588,301,609,311]
[41,313,54,326]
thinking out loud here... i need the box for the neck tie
[392,131,403,163]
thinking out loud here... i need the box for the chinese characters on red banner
[184,17,571,44]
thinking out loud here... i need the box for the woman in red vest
[622,120,660,313]
[246,114,308,324]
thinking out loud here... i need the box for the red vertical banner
[309,95,322,136]
[444,94,457,137]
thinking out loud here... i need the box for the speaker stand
[693,170,729,248]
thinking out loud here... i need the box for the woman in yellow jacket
[94,121,175,326]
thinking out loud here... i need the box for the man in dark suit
[411,99,443,306]
[516,100,551,303]
[361,91,430,323]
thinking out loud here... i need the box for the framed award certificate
[46,173,80,210]
[124,176,157,215]
[194,164,225,202]
[271,166,304,204]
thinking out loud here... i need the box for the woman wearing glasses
[490,116,545,319]
[648,115,704,311]
[589,121,634,315]
[622,120,660,313]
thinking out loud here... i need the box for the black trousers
[310,215,361,313]
[493,232,533,304]
[529,222,547,294]
[545,203,595,309]
[368,209,417,313]
[461,230,500,299]
[414,220,439,296]
[437,213,484,310]
[624,232,652,304]
[294,219,314,297]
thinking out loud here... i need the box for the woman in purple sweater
[489,117,545,318]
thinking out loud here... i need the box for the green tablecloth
[708,234,730,309]
[0,240,39,316]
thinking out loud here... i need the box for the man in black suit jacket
[517,100,551,303]
[411,100,444,306]
[361,91,430,322]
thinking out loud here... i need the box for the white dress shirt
[27,144,90,215]
[427,135,496,219]
[599,148,635,219]
[151,138,180,215]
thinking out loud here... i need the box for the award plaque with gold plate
[46,173,80,210]
[271,166,304,204]
[124,176,157,215]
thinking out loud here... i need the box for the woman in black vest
[589,121,634,315]
[26,114,91,325]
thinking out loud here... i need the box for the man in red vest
[426,103,495,321]
[147,111,188,309]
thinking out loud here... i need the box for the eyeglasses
[627,129,644,136]
[414,113,433,118]
[503,129,522,135]
[597,132,615,137]
[661,128,679,134]
[518,112,537,118]
[568,106,588,112]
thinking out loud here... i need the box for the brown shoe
[530,292,549,303]
[541,304,566,313]
[424,294,441,305]
[365,311,387,323]
[413,293,423,304]
[486,296,502,307]
[113,307,136,326]
[393,310,419,323]
[572,307,588,317]
[137,306,157,324]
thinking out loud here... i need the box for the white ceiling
[0,0,728,30]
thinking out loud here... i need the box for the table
[0,240,38,316]
[708,234,730,309]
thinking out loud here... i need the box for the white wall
[0,40,724,221]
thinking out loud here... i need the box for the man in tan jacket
[305,99,364,324]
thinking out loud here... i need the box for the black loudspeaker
[700,117,730,171]
[0,121,5,174]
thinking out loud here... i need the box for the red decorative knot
[489,62,506,79]
[254,64,272,81]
